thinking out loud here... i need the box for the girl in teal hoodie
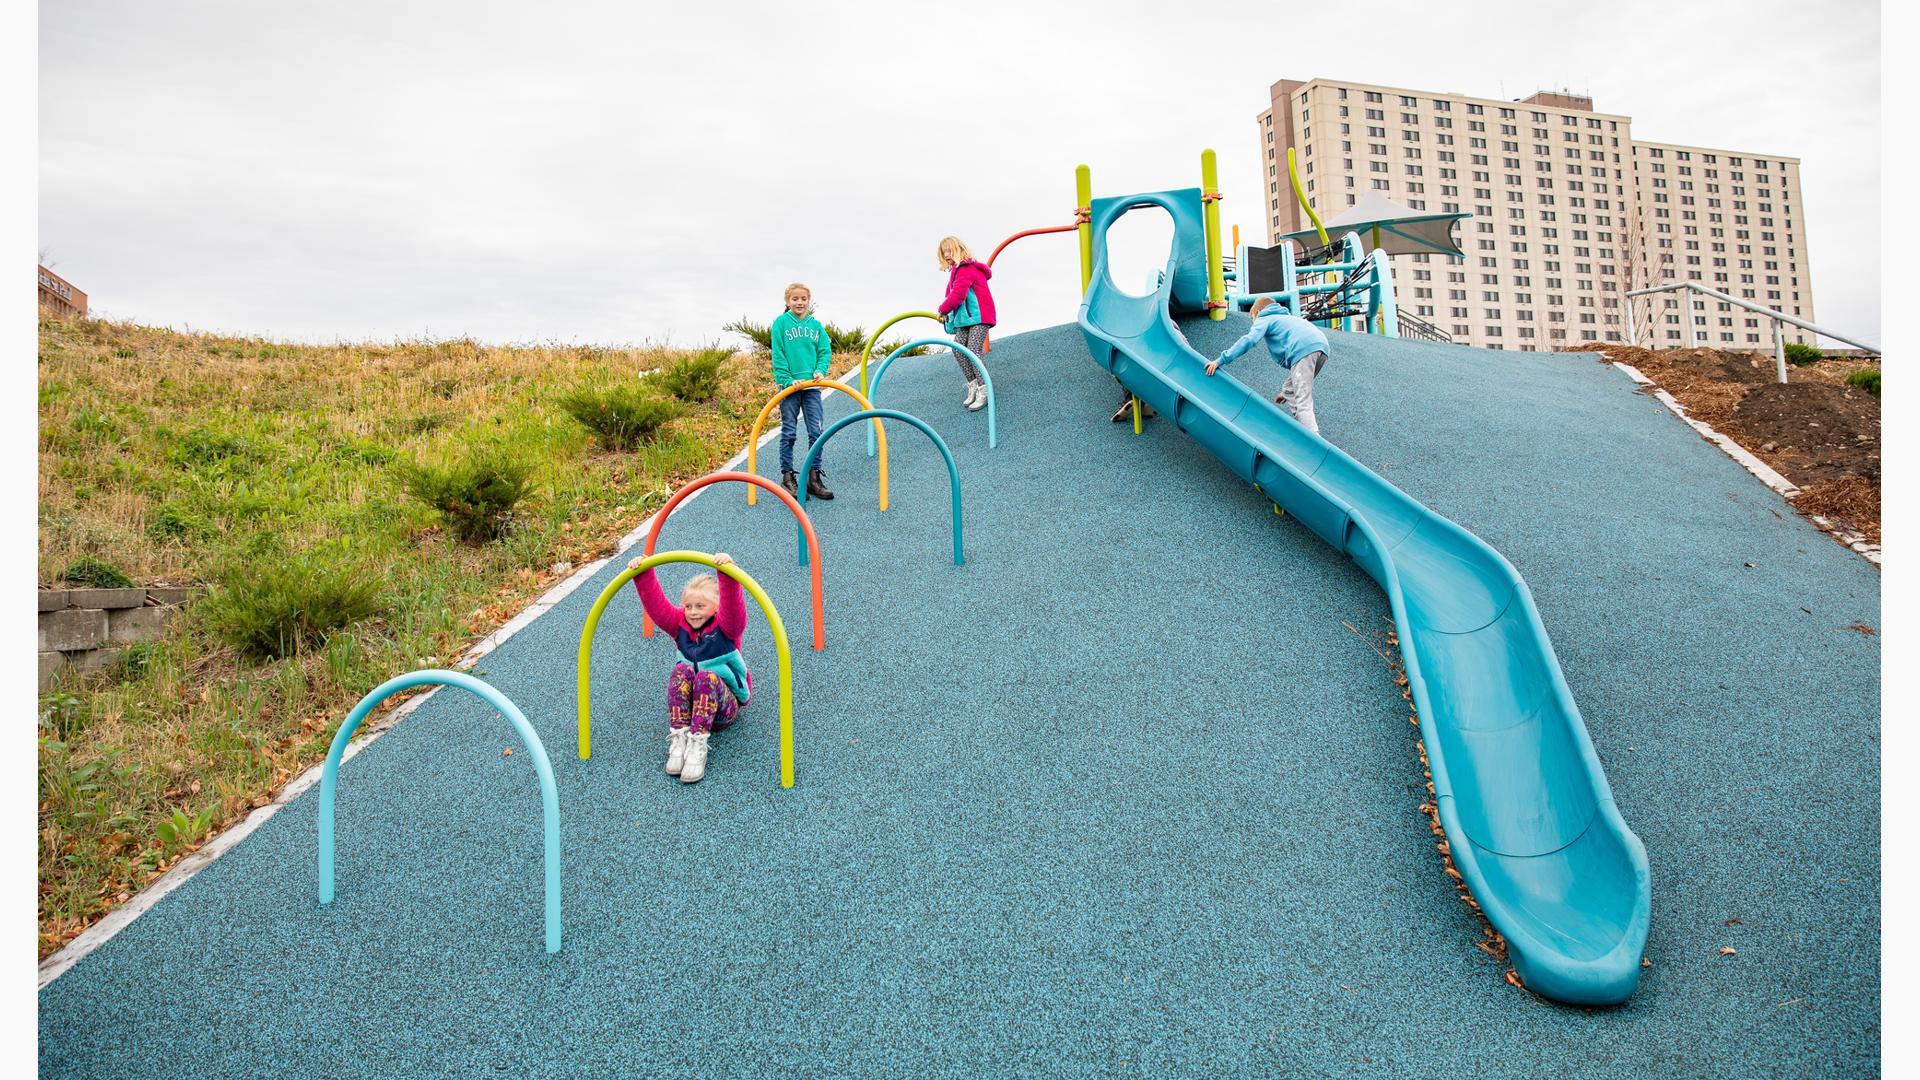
[769,282,834,501]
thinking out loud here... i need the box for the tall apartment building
[1256,78,1813,351]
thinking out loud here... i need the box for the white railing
[1625,280,1880,384]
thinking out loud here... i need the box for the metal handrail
[1625,279,1879,384]
[1396,309,1452,344]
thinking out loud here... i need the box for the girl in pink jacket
[626,552,751,784]
[936,236,997,412]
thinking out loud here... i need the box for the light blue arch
[865,337,996,456]
[317,669,562,955]
[799,408,962,567]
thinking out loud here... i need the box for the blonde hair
[784,282,812,304]
[1250,296,1277,316]
[681,573,719,606]
[936,237,973,269]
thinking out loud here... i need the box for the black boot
[781,470,799,498]
[806,469,835,501]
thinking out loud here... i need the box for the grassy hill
[36,315,850,957]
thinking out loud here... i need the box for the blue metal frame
[318,669,562,954]
[864,337,996,456]
[799,408,962,567]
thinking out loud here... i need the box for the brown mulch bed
[1569,345,1881,545]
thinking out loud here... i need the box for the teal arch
[865,337,996,456]
[317,669,562,955]
[798,408,962,567]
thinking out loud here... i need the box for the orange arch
[745,379,889,509]
[638,472,826,651]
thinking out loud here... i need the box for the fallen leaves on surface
[1720,946,1738,956]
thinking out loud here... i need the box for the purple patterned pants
[668,662,739,734]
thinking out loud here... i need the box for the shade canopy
[1280,192,1470,261]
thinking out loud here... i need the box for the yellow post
[1202,149,1225,321]
[1076,164,1093,295]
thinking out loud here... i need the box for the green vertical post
[1076,164,1093,295]
[1202,149,1225,320]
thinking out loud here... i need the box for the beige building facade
[1256,78,1812,351]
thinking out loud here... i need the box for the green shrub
[201,549,387,659]
[59,556,134,588]
[872,339,932,359]
[396,451,532,542]
[167,427,254,468]
[148,501,215,541]
[328,438,396,467]
[1845,368,1880,396]
[556,383,686,450]
[1783,341,1824,366]
[657,346,730,403]
[723,317,772,352]
[822,322,868,354]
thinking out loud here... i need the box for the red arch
[639,472,826,651]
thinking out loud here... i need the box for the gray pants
[1277,351,1328,435]
[949,323,989,384]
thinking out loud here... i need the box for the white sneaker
[680,732,711,783]
[960,383,976,405]
[965,382,987,411]
[665,727,690,775]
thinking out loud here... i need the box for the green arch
[576,550,795,788]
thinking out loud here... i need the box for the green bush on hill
[1845,368,1880,396]
[556,383,686,450]
[657,346,730,403]
[397,451,533,543]
[201,548,387,660]
[59,556,134,589]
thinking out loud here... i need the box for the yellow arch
[576,550,795,788]
[858,311,944,396]
[746,379,889,508]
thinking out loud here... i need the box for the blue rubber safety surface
[39,317,1880,1078]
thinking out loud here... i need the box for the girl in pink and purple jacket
[626,553,752,784]
[936,236,997,412]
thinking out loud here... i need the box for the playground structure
[576,550,796,786]
[1075,154,1650,1005]
[744,379,889,508]
[318,669,562,954]
[796,408,963,567]
[865,338,995,454]
[291,148,1651,1007]
[638,471,826,651]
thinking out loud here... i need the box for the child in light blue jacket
[1205,296,1332,435]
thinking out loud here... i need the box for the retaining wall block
[38,652,65,692]
[108,606,172,645]
[39,608,108,652]
[67,588,147,610]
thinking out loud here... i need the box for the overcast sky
[38,0,1882,348]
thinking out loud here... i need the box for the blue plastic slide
[1079,188,1651,1006]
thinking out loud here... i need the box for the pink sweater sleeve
[938,268,970,315]
[715,571,748,640]
[633,569,686,637]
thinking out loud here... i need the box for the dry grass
[36,315,856,958]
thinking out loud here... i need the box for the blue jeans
[778,388,825,473]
